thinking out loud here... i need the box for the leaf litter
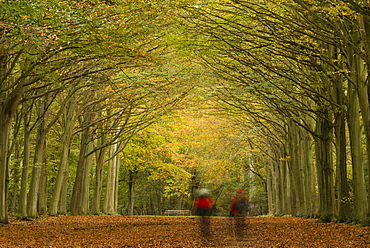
[0,215,369,247]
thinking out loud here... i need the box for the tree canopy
[0,0,370,226]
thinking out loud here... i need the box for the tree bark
[70,114,92,215]
[298,118,316,218]
[19,103,31,220]
[10,137,21,212]
[266,161,274,215]
[348,76,368,222]
[0,82,24,223]
[128,170,137,216]
[333,78,351,222]
[49,99,76,216]
[37,95,50,216]
[27,125,43,218]
[80,142,94,214]
[314,112,336,222]
[355,14,370,224]
[92,131,107,214]
[103,142,119,214]
[28,98,48,218]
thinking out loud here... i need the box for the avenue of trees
[1,0,370,226]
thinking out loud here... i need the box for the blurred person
[194,188,215,237]
[230,189,249,239]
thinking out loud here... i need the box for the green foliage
[2,0,274,219]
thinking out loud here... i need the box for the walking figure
[230,189,249,239]
[194,188,215,237]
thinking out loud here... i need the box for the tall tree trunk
[10,137,21,212]
[348,79,368,222]
[103,142,119,214]
[37,94,50,216]
[27,124,45,218]
[58,169,69,215]
[273,148,287,216]
[314,112,336,222]
[0,115,11,224]
[333,79,351,222]
[0,83,24,223]
[70,115,91,215]
[18,103,31,220]
[81,142,94,214]
[266,161,274,215]
[334,110,351,221]
[343,7,370,224]
[281,156,290,214]
[92,132,107,214]
[25,92,56,217]
[355,14,370,224]
[38,151,47,215]
[114,154,120,213]
[128,170,137,216]
[287,126,298,216]
[362,14,370,224]
[103,145,113,214]
[287,120,306,216]
[49,100,76,216]
[299,118,316,218]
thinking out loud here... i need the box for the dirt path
[0,215,369,247]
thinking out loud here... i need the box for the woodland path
[0,215,369,247]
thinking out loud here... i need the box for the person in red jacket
[229,189,249,239]
[230,189,249,217]
[194,189,215,237]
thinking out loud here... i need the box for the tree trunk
[38,95,50,216]
[333,79,351,222]
[114,154,120,213]
[348,77,368,222]
[128,171,137,216]
[49,100,76,216]
[314,112,336,222]
[10,137,21,212]
[81,142,94,214]
[70,115,91,215]
[58,169,69,215]
[343,7,370,224]
[287,120,307,216]
[92,132,107,214]
[28,98,48,218]
[19,103,31,219]
[266,161,274,215]
[361,14,370,224]
[38,151,47,215]
[0,117,11,224]
[27,124,45,218]
[103,142,119,214]
[273,150,286,216]
[299,118,316,218]
[0,82,24,223]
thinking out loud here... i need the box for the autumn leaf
[0,215,369,247]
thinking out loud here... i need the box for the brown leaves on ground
[0,215,369,247]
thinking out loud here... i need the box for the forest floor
[0,215,369,247]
